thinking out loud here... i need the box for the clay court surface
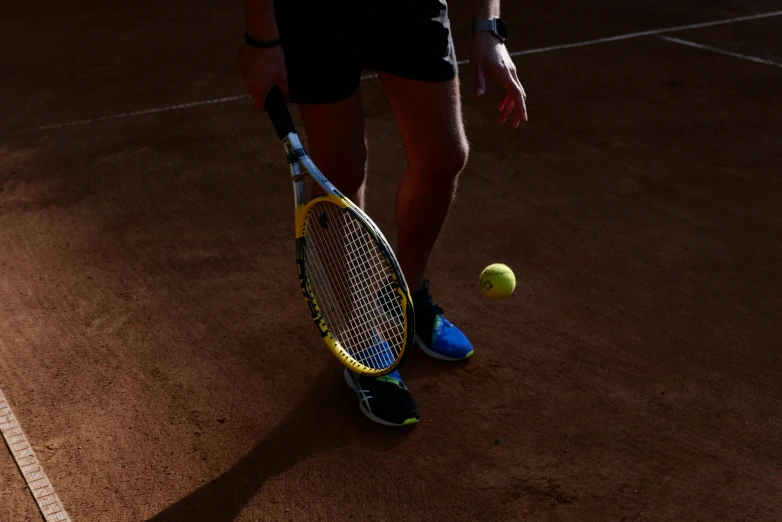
[2,1,782,521]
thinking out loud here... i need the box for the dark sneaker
[343,368,420,427]
[412,280,474,361]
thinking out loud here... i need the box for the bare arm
[468,0,528,127]
[470,0,500,19]
[244,0,278,40]
[236,0,289,110]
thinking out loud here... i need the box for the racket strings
[307,211,402,366]
[307,239,391,367]
[304,202,405,368]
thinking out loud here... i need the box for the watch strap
[244,33,281,48]
[471,18,507,42]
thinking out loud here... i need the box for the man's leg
[298,90,368,207]
[378,74,469,293]
[298,90,421,427]
[272,0,419,428]
[379,72,474,362]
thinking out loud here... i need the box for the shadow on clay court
[145,366,413,521]
[401,346,474,381]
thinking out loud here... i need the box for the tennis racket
[264,85,415,377]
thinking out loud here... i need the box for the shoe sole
[342,369,419,427]
[414,334,474,361]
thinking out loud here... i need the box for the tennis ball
[479,263,516,300]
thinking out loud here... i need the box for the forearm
[244,0,278,39]
[469,0,500,19]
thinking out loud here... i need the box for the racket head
[265,86,414,376]
[294,190,415,376]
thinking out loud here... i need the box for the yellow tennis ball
[480,263,516,300]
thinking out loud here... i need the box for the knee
[448,139,470,179]
[413,136,469,183]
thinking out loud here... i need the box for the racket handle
[265,85,295,139]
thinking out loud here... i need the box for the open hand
[236,43,289,112]
[471,33,528,128]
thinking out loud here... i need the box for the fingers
[510,68,528,126]
[511,87,527,127]
[244,76,288,112]
[500,97,515,125]
[512,67,526,102]
[495,61,527,128]
[241,79,266,112]
[498,92,510,112]
[496,73,524,128]
[235,44,289,112]
[278,75,290,100]
[473,61,487,98]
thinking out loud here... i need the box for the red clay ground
[2,1,781,521]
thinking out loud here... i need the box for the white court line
[3,9,782,137]
[0,389,71,522]
[659,35,782,69]
[13,94,250,134]
[507,10,782,56]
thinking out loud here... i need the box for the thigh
[298,89,368,199]
[379,74,468,176]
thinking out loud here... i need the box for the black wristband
[244,33,281,48]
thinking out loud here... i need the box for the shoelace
[414,280,444,316]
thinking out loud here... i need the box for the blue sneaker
[411,280,474,361]
[344,335,420,427]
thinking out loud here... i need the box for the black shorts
[275,0,459,104]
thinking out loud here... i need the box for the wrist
[245,24,279,42]
[470,0,500,19]
[472,31,501,45]
[471,18,507,43]
[244,33,281,48]
[472,8,500,19]
[245,2,278,40]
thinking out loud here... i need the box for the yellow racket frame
[288,142,414,377]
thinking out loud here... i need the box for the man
[237,0,527,427]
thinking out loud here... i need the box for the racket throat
[283,134,307,169]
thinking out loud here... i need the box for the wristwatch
[471,18,508,43]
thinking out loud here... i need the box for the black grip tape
[265,85,295,139]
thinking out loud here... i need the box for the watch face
[495,18,508,40]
